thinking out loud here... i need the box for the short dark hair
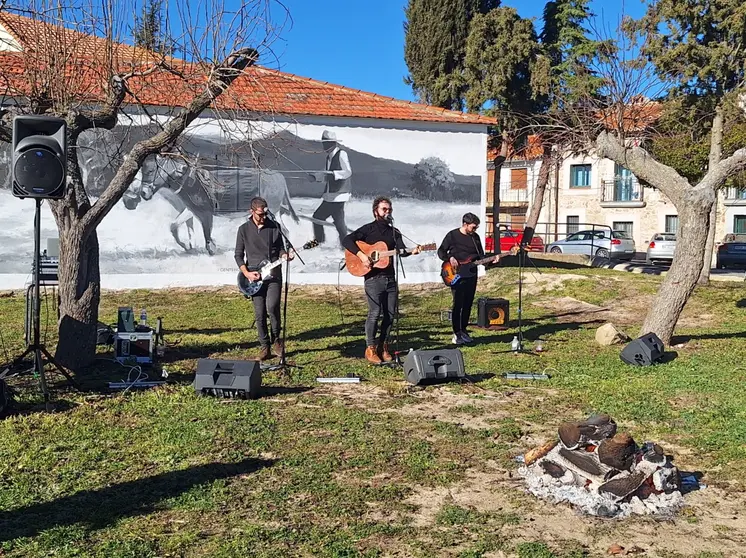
[251,197,267,211]
[373,196,392,212]
[462,212,480,225]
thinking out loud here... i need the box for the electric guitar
[237,239,319,297]
[440,245,519,286]
[345,241,437,277]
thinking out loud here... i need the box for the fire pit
[517,414,694,518]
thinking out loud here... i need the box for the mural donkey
[120,154,301,255]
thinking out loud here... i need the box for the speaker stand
[3,199,80,401]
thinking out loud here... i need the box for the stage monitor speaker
[620,333,664,366]
[403,349,466,385]
[477,297,510,328]
[194,359,262,399]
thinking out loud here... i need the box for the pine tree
[133,0,175,55]
[403,0,499,110]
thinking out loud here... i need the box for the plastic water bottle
[511,335,520,353]
[140,308,147,327]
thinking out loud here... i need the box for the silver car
[545,229,636,260]
[646,233,676,265]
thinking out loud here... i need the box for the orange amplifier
[477,298,510,328]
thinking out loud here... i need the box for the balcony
[724,187,746,206]
[486,181,530,207]
[600,177,645,208]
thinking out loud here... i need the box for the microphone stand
[390,216,405,366]
[261,210,304,374]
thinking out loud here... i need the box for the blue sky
[261,0,648,104]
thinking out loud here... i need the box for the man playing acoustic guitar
[437,213,500,345]
[342,196,423,364]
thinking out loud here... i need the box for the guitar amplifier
[477,298,510,328]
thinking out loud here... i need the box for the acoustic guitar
[440,245,519,286]
[237,239,319,297]
[345,241,437,277]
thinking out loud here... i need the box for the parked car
[716,233,746,269]
[485,229,545,253]
[646,233,676,265]
[545,229,636,260]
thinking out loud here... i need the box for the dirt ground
[306,383,746,558]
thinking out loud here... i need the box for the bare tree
[0,0,288,370]
[539,6,746,345]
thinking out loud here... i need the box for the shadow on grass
[0,457,275,543]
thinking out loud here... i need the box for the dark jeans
[313,201,347,245]
[364,275,397,347]
[451,276,477,333]
[251,276,281,347]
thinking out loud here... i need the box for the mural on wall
[0,119,484,284]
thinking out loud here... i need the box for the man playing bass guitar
[437,213,500,345]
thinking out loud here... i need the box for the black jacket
[234,219,286,276]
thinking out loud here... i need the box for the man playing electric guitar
[235,196,294,361]
[341,196,423,364]
[437,212,500,345]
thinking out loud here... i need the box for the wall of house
[552,153,679,252]
[0,110,489,288]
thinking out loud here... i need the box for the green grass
[0,268,745,556]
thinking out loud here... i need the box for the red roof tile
[0,12,494,126]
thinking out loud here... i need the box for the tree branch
[698,147,746,192]
[79,47,258,238]
[68,74,128,133]
[595,130,691,204]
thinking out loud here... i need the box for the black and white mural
[0,117,486,287]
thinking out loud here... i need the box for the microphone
[264,208,276,221]
[385,213,394,225]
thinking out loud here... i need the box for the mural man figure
[342,196,422,364]
[235,197,294,361]
[437,213,500,345]
[308,130,352,246]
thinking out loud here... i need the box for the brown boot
[257,345,271,361]
[378,341,393,362]
[365,345,382,364]
[272,340,284,358]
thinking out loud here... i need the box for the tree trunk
[641,189,714,344]
[698,104,724,285]
[53,222,101,371]
[525,144,553,230]
[698,202,717,284]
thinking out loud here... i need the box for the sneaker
[459,331,473,343]
[451,333,465,345]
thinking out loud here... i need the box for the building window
[665,215,679,234]
[567,215,579,234]
[613,221,634,237]
[570,164,591,188]
[510,168,527,189]
[734,215,746,234]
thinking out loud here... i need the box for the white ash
[517,445,686,519]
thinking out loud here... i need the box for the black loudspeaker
[477,297,510,328]
[403,349,466,385]
[194,359,262,398]
[11,116,67,199]
[620,333,664,366]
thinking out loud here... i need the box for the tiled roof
[0,12,494,126]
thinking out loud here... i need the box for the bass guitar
[345,241,437,277]
[237,239,319,297]
[440,245,519,286]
